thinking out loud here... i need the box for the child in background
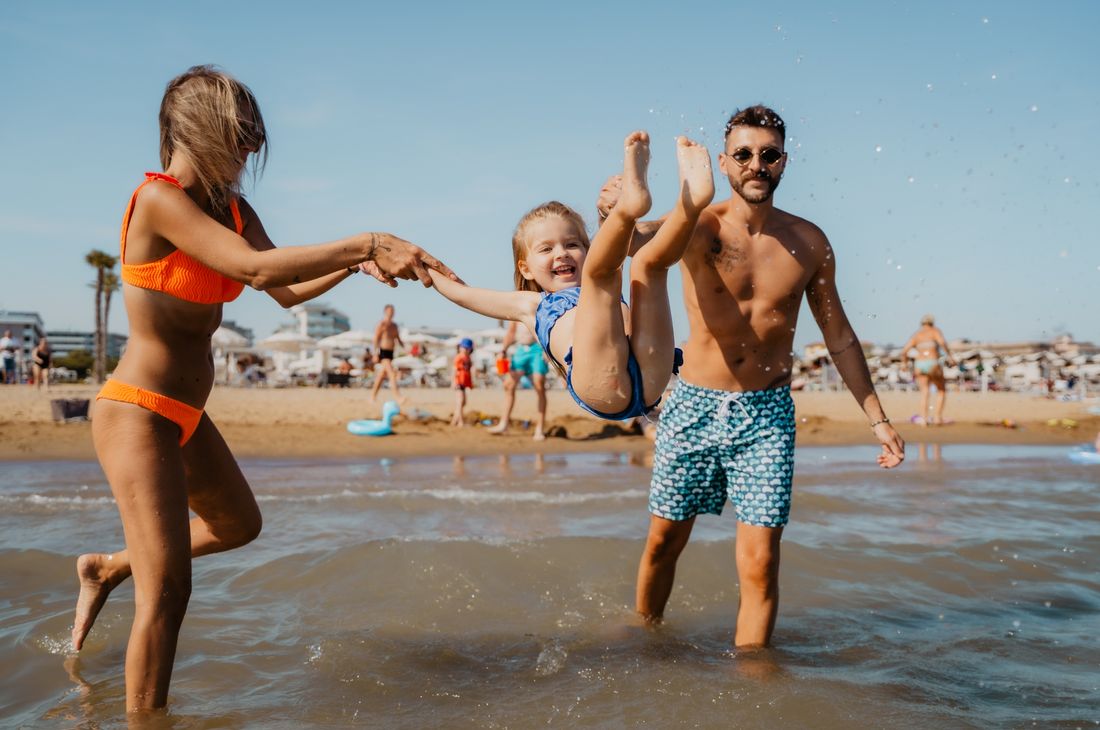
[428,131,713,420]
[452,338,474,427]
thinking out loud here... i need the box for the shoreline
[1,385,1096,462]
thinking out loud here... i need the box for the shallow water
[1,445,1097,728]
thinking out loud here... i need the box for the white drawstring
[716,392,752,422]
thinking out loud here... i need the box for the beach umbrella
[317,329,374,350]
[425,355,449,371]
[471,347,496,366]
[401,332,443,345]
[474,327,509,341]
[212,326,249,349]
[390,355,424,370]
[258,331,317,352]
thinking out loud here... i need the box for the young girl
[429,132,714,420]
[452,337,474,427]
[70,65,452,712]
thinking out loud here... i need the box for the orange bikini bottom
[96,380,203,446]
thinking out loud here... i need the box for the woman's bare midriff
[109,285,223,409]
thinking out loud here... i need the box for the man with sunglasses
[598,105,905,650]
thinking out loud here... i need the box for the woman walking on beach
[31,337,51,390]
[71,65,452,713]
[901,314,957,425]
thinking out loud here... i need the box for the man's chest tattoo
[705,237,748,272]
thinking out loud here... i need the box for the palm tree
[85,249,118,383]
[102,271,120,375]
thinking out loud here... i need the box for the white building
[288,303,350,340]
[47,330,128,361]
[0,310,46,381]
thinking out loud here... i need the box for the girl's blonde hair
[159,65,268,212]
[511,201,590,292]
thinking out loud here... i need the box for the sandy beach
[1,383,1096,461]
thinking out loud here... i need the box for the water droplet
[1030,105,1039,112]
[907,176,915,183]
[982,17,990,23]
[926,83,934,91]
[874,145,883,153]
[649,108,655,114]
[896,265,902,270]
[991,73,997,80]
[1063,177,1071,183]
[1044,601,1052,607]
[1012,620,1021,628]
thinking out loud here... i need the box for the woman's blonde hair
[159,65,268,212]
[511,201,590,292]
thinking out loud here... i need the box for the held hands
[596,175,623,220]
[873,421,905,469]
[357,233,456,288]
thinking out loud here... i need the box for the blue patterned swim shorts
[649,380,796,527]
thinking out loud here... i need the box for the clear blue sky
[2,1,1097,349]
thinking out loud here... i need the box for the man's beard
[731,170,781,204]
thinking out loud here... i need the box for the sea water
[1,445,1097,728]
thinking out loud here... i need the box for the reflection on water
[917,441,943,465]
[1,446,1097,728]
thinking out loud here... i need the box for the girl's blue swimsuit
[534,287,681,420]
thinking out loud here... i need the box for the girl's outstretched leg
[584,131,652,277]
[571,132,651,413]
[630,137,714,405]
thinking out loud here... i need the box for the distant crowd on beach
[212,312,1100,402]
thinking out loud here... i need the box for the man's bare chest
[693,232,811,301]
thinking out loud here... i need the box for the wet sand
[1,384,1096,460]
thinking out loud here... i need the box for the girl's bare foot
[72,553,122,650]
[487,420,509,435]
[615,131,652,220]
[532,430,546,442]
[675,136,715,214]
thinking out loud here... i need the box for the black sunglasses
[726,147,785,166]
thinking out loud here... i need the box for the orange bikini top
[120,172,246,304]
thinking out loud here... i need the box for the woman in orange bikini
[70,65,453,713]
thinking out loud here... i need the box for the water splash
[535,640,568,676]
